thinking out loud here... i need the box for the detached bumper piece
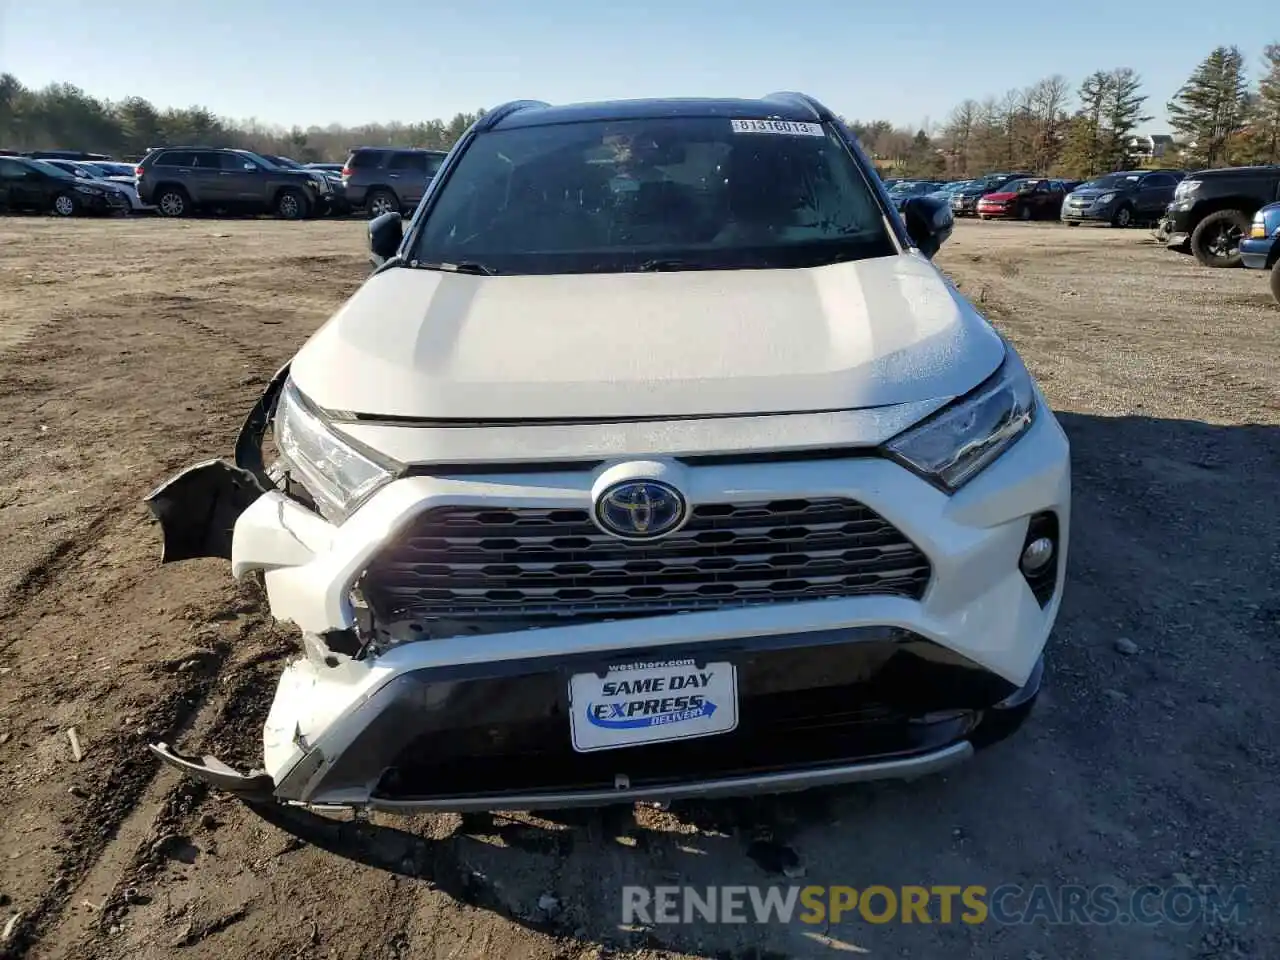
[149,742,275,799]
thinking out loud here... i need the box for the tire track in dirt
[0,639,232,959]
[0,221,363,959]
[33,613,294,959]
[0,509,118,652]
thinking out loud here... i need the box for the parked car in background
[25,149,113,162]
[341,147,448,217]
[41,158,150,212]
[977,178,1068,221]
[1061,170,1184,228]
[0,156,131,216]
[951,172,1035,216]
[886,180,943,211]
[306,162,346,174]
[261,154,350,214]
[1155,165,1280,267]
[136,147,334,219]
[929,180,971,200]
[1241,201,1280,303]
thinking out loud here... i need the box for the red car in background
[977,178,1069,221]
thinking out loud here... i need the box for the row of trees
[856,43,1280,178]
[0,73,484,162]
[0,42,1277,177]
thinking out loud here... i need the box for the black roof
[1194,163,1280,177]
[348,145,448,154]
[484,94,830,131]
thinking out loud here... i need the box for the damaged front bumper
[145,377,1070,813]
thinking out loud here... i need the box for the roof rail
[475,100,551,132]
[761,92,830,121]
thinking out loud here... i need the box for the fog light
[1020,537,1055,573]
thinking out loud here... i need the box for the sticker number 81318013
[730,119,825,137]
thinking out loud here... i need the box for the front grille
[362,498,931,625]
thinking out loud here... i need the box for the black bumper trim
[277,628,1024,805]
[367,742,975,812]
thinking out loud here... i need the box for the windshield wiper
[412,260,497,276]
[637,257,770,272]
[637,258,697,272]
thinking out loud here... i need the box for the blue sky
[0,0,1272,133]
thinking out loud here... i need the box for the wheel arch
[363,183,398,205]
[1186,197,1260,233]
[271,184,311,215]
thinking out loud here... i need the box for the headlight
[1096,193,1116,204]
[885,348,1036,491]
[74,185,102,195]
[275,380,396,522]
[1173,179,1200,200]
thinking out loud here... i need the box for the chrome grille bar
[363,498,931,623]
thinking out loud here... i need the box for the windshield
[998,179,1036,193]
[409,116,895,275]
[28,159,74,178]
[267,155,304,169]
[888,181,934,195]
[237,150,277,169]
[84,162,125,176]
[1081,173,1141,190]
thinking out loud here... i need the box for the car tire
[1110,204,1134,228]
[1065,221,1079,227]
[1018,204,1032,221]
[52,192,78,217]
[1270,262,1280,305]
[156,187,191,218]
[366,188,398,219]
[1190,209,1250,268]
[274,188,309,221]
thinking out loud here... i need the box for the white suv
[147,93,1070,813]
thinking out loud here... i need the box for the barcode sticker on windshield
[730,119,825,137]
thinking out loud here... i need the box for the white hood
[289,253,1005,421]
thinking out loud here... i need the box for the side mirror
[243,163,257,171]
[368,211,403,267]
[901,196,953,259]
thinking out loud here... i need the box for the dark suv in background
[341,147,448,217]
[1061,169,1184,228]
[136,147,334,219]
[1155,165,1280,267]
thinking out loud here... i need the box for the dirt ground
[0,215,1276,960]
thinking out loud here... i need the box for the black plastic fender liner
[144,362,291,564]
[145,459,267,563]
[234,361,290,486]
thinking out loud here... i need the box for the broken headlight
[274,380,396,523]
[885,347,1036,492]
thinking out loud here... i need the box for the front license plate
[568,658,738,753]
